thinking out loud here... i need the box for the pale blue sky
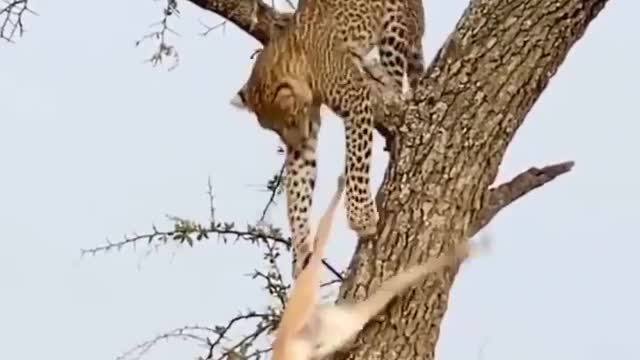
[1,1,638,359]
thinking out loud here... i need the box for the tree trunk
[188,0,608,359]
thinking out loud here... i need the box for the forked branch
[0,0,36,42]
[135,0,181,69]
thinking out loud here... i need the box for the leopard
[231,0,426,278]
[356,0,426,97]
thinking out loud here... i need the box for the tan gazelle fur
[307,235,490,359]
[271,176,490,360]
[274,232,490,360]
[271,174,346,360]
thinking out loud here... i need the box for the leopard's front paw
[347,199,379,237]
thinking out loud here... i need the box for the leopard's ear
[230,87,249,110]
[273,77,312,110]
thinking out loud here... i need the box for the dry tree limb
[471,160,575,235]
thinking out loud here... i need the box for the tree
[2,0,609,359]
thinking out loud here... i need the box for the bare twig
[237,347,272,360]
[207,176,216,224]
[199,19,227,37]
[250,48,262,58]
[0,0,37,42]
[321,277,342,288]
[135,0,180,70]
[282,0,297,10]
[259,163,286,222]
[471,161,575,235]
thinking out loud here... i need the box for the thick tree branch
[336,1,608,359]
[186,0,292,44]
[470,160,575,235]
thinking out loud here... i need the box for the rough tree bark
[187,0,607,359]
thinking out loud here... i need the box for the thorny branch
[81,159,289,255]
[100,152,343,360]
[79,147,342,277]
[201,311,275,360]
[80,217,290,256]
[252,270,289,306]
[116,313,276,360]
[0,0,36,42]
[116,325,219,360]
